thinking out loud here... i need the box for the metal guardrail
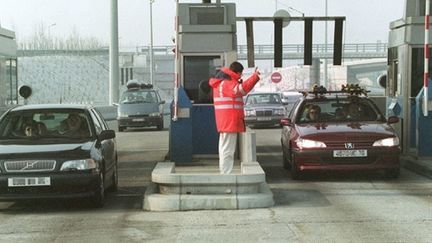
[139,43,387,60]
[16,43,387,60]
[17,49,109,57]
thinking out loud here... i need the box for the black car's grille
[4,160,56,172]
[256,110,272,116]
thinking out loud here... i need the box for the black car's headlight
[372,137,399,147]
[60,159,97,171]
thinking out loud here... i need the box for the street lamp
[48,23,56,49]
[288,7,305,17]
[48,23,56,36]
[324,0,328,87]
[150,0,155,85]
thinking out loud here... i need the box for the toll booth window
[418,2,432,16]
[184,56,220,103]
[411,48,432,97]
[388,47,398,97]
[5,59,18,104]
[189,6,225,25]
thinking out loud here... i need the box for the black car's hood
[0,140,94,159]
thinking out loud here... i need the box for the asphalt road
[0,124,431,242]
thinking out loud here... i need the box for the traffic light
[333,18,344,65]
[274,18,283,67]
[304,18,313,66]
[245,18,255,67]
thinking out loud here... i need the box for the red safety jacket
[209,67,260,133]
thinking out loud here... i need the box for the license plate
[257,117,271,121]
[132,118,145,122]
[8,177,51,187]
[333,149,367,158]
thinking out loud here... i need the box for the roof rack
[126,80,153,90]
[300,84,370,98]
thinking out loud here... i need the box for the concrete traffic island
[143,162,274,211]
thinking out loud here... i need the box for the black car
[0,104,117,207]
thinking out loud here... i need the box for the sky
[0,0,405,47]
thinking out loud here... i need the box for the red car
[280,86,400,180]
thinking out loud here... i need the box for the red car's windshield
[296,97,384,123]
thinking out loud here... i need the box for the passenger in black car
[23,123,38,137]
[59,113,89,137]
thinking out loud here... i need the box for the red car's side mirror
[280,118,292,126]
[387,116,399,124]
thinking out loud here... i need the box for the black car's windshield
[0,109,93,140]
[246,93,282,105]
[120,90,157,104]
[296,97,384,123]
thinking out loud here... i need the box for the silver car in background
[280,91,303,113]
[244,92,286,128]
[117,83,165,131]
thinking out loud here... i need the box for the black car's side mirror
[387,116,399,124]
[99,130,116,141]
[280,118,292,126]
[160,100,166,105]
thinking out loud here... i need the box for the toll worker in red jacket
[209,61,260,174]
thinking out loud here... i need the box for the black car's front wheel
[90,171,105,208]
[108,162,118,192]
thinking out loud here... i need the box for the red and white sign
[271,72,282,83]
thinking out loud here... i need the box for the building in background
[0,27,18,107]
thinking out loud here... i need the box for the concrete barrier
[143,162,274,211]
[239,131,257,163]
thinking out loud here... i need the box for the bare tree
[18,22,105,50]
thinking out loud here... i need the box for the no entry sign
[271,72,282,83]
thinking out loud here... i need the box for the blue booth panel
[191,105,219,155]
[415,84,432,157]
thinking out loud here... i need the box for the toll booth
[387,0,432,156]
[170,2,238,162]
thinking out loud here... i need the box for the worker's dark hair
[229,61,244,74]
